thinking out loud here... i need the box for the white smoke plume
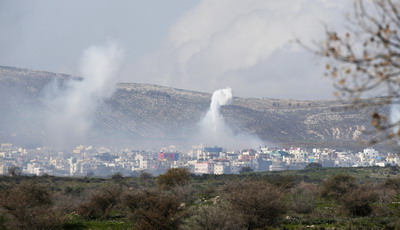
[127,0,350,100]
[201,88,233,136]
[390,99,400,136]
[44,43,124,147]
[199,87,263,149]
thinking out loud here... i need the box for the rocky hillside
[0,66,378,148]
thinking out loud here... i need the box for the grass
[63,221,132,230]
[281,217,400,230]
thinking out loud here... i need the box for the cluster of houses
[0,143,399,176]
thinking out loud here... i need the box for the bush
[264,175,296,190]
[341,184,378,217]
[321,174,378,217]
[305,162,323,170]
[0,215,7,230]
[239,166,253,174]
[138,171,154,187]
[0,181,64,230]
[7,166,21,177]
[157,168,191,189]
[289,182,319,214]
[139,171,152,180]
[111,172,124,180]
[123,188,186,230]
[76,186,121,220]
[222,180,287,229]
[321,174,357,200]
[384,177,400,190]
[180,203,243,230]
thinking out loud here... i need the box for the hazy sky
[0,0,350,99]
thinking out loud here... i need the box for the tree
[111,172,124,180]
[139,171,153,181]
[0,181,64,229]
[289,182,318,214]
[321,174,378,217]
[157,168,191,189]
[305,162,323,170]
[239,166,254,174]
[122,188,185,230]
[221,180,287,229]
[76,186,121,220]
[180,203,244,230]
[313,0,400,144]
[7,166,21,177]
[321,174,357,200]
[341,184,378,217]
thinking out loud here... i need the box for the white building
[213,161,231,175]
[363,148,379,159]
[194,162,214,174]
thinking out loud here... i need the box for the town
[0,143,399,177]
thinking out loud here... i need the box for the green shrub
[321,173,357,200]
[157,168,191,189]
[111,172,124,180]
[76,186,121,220]
[305,162,323,170]
[289,182,318,214]
[341,184,378,217]
[0,181,64,230]
[123,188,186,230]
[239,166,254,174]
[180,203,243,230]
[264,175,296,190]
[384,177,400,190]
[222,180,287,229]
[7,166,21,177]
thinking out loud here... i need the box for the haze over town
[4,1,400,229]
[0,0,395,177]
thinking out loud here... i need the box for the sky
[0,0,350,100]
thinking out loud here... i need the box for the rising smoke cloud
[390,100,400,136]
[44,43,124,147]
[128,0,350,100]
[199,87,263,149]
[201,88,233,138]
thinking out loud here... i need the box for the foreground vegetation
[0,166,400,229]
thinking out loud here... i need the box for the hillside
[0,66,379,148]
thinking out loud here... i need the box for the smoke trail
[390,98,400,136]
[44,43,124,147]
[202,88,233,136]
[199,87,263,149]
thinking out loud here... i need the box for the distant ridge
[0,66,378,149]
